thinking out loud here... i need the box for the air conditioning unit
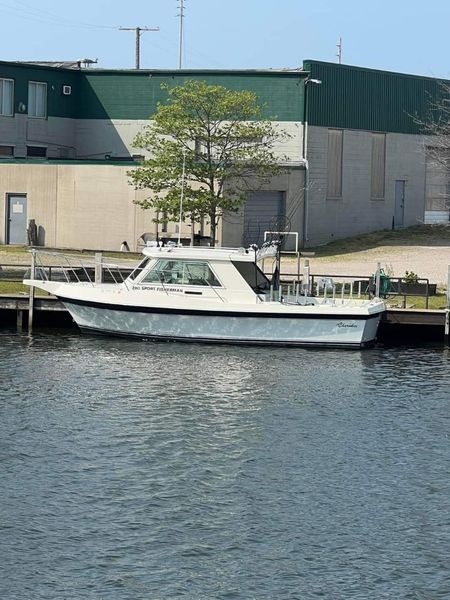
[62,85,72,95]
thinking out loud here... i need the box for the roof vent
[62,85,72,95]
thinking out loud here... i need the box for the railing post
[95,252,103,284]
[28,249,36,333]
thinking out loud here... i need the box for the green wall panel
[303,60,443,134]
[3,60,446,135]
[0,61,78,118]
[77,71,305,121]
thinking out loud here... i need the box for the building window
[27,146,47,158]
[327,129,343,198]
[371,133,386,199]
[0,78,14,116]
[0,145,14,157]
[28,81,47,118]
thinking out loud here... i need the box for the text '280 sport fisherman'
[24,243,386,348]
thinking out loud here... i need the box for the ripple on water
[0,332,449,599]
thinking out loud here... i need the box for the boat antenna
[177,148,187,245]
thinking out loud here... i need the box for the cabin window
[142,260,221,286]
[232,261,270,293]
[128,257,151,280]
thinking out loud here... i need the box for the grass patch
[0,282,49,295]
[308,224,450,257]
[385,292,448,310]
[0,244,28,254]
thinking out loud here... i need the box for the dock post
[17,309,23,331]
[445,266,450,345]
[375,262,381,298]
[28,249,36,333]
[95,252,103,284]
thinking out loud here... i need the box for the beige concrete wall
[75,119,303,162]
[0,163,197,251]
[0,162,303,251]
[306,126,426,246]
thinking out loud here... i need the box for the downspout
[301,77,322,248]
[301,80,309,249]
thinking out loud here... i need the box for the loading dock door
[6,195,27,244]
[243,191,285,247]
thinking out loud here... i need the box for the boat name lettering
[336,321,358,328]
[132,285,183,293]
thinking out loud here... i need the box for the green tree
[128,80,289,245]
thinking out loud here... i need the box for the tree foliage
[416,81,450,172]
[128,80,289,244]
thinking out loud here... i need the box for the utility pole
[336,37,343,64]
[178,0,186,69]
[119,26,159,69]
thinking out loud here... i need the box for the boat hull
[61,297,382,348]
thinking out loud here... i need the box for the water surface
[1,331,449,599]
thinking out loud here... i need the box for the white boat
[24,244,385,348]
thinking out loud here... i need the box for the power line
[119,26,160,69]
[1,0,117,30]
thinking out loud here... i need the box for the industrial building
[0,59,447,251]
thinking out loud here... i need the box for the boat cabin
[126,245,274,302]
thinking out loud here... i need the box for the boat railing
[28,249,134,289]
[277,272,433,308]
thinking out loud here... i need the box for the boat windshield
[231,261,271,293]
[128,257,151,280]
[141,259,221,287]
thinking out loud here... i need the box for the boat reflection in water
[24,242,385,349]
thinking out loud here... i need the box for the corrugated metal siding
[78,72,304,121]
[303,60,443,134]
[0,62,305,122]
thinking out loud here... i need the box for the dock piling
[28,249,36,333]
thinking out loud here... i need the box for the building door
[394,180,405,228]
[243,191,285,247]
[6,194,27,244]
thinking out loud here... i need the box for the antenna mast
[119,26,159,69]
[178,0,186,69]
[336,37,343,64]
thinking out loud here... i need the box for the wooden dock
[0,294,448,342]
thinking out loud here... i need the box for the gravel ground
[306,245,450,287]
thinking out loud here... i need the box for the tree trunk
[209,209,217,246]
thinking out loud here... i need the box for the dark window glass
[0,145,13,157]
[27,146,47,158]
[231,261,271,292]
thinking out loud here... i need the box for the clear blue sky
[1,0,449,78]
